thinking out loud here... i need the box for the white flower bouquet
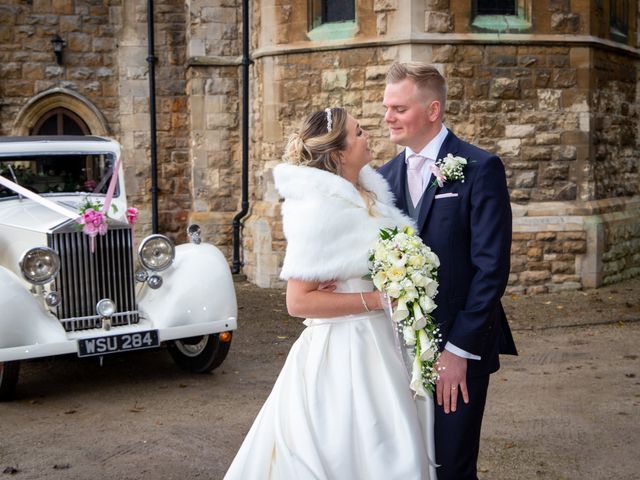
[369,226,442,396]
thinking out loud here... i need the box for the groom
[379,62,517,480]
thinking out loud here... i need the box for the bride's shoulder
[274,163,355,202]
[358,165,396,207]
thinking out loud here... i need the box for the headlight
[138,234,175,271]
[96,298,116,317]
[19,247,61,285]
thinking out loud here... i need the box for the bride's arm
[286,279,383,318]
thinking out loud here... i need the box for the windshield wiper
[7,164,23,201]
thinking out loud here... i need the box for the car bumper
[0,316,237,362]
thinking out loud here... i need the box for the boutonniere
[429,153,468,188]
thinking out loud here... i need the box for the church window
[610,0,629,41]
[309,0,355,30]
[476,0,516,16]
[471,0,531,33]
[31,108,90,136]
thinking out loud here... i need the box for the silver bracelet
[359,292,370,312]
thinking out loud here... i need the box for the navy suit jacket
[379,131,517,377]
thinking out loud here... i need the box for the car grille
[48,223,139,332]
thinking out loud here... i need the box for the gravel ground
[1,277,639,480]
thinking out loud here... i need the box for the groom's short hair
[386,62,447,110]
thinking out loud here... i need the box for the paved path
[1,278,638,479]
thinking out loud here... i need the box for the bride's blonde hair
[283,107,377,213]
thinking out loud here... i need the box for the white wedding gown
[224,278,436,480]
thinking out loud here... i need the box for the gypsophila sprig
[369,226,442,396]
[429,153,468,188]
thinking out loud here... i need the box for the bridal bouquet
[369,226,442,397]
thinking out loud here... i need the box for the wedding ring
[451,385,457,390]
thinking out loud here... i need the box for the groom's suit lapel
[416,131,461,233]
[387,150,409,214]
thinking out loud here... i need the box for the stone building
[1,0,639,294]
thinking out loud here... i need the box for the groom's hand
[435,350,469,414]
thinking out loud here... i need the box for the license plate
[77,330,160,357]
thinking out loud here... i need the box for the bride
[224,107,437,480]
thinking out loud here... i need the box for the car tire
[0,361,20,401]
[167,334,231,373]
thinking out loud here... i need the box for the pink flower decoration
[78,208,108,237]
[429,164,446,188]
[126,207,139,225]
[84,179,97,191]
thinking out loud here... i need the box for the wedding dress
[224,164,437,480]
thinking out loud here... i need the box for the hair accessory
[325,108,332,133]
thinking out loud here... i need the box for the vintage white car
[0,136,237,400]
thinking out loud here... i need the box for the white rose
[386,281,402,298]
[424,277,439,298]
[409,255,425,269]
[411,272,427,287]
[404,285,419,301]
[387,265,407,282]
[426,251,440,268]
[419,295,437,314]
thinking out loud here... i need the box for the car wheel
[0,361,20,401]
[167,334,231,373]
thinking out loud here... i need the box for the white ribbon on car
[0,154,122,222]
[0,174,79,220]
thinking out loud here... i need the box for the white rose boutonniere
[429,153,468,188]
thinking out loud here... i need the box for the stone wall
[1,0,639,294]
[0,1,193,244]
[0,2,119,134]
[185,0,242,258]
[435,43,589,205]
[240,0,640,293]
[592,49,639,199]
[117,0,191,243]
[602,199,640,284]
[243,47,398,286]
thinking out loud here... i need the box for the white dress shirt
[404,124,449,186]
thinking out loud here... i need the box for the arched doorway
[12,88,110,137]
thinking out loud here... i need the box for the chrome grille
[48,224,139,332]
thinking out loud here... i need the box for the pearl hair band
[325,108,332,133]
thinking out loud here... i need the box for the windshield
[0,153,119,199]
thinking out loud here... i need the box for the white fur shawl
[273,163,414,282]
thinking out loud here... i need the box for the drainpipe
[232,0,251,273]
[147,0,159,233]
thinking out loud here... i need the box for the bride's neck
[341,168,360,186]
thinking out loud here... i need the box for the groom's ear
[427,100,441,122]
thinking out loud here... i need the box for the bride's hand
[317,280,337,292]
[375,291,396,315]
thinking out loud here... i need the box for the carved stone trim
[12,88,110,137]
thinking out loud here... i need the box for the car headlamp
[138,234,175,271]
[96,298,116,317]
[19,247,61,285]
